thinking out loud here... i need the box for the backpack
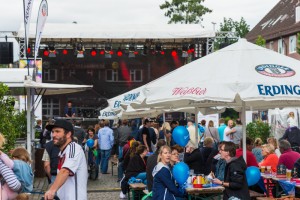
[13,160,34,193]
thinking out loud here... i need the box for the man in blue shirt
[98,120,114,174]
[218,118,227,142]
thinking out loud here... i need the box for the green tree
[0,83,26,152]
[297,33,300,54]
[255,35,266,47]
[221,108,239,124]
[159,0,212,24]
[215,17,250,50]
[246,121,270,143]
[219,17,250,38]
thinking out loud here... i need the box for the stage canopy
[16,23,215,43]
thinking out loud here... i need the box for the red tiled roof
[246,0,300,42]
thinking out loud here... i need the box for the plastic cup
[260,166,266,173]
[267,166,271,173]
[287,169,292,179]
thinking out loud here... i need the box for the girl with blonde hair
[159,122,172,146]
[267,137,281,157]
[152,145,184,199]
[252,138,264,162]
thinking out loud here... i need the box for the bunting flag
[34,0,48,62]
[23,0,34,51]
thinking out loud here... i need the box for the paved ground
[32,160,125,200]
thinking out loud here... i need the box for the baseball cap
[45,119,74,132]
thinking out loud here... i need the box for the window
[69,70,75,77]
[278,38,285,54]
[87,69,93,76]
[289,35,297,54]
[130,70,142,82]
[42,98,60,118]
[269,41,274,50]
[43,69,57,81]
[106,69,142,82]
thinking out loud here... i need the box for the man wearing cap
[44,119,87,200]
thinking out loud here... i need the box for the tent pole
[26,88,32,157]
[163,112,166,123]
[195,108,199,145]
[241,101,247,163]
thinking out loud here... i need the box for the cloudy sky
[0,0,280,31]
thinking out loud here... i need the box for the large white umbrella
[130,39,300,160]
[132,39,300,109]
[99,105,225,120]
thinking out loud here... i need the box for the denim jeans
[88,150,95,165]
[100,149,111,173]
[118,161,124,180]
[96,149,101,167]
[136,172,147,185]
[118,146,123,159]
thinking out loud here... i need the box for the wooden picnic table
[185,186,224,200]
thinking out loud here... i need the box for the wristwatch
[221,181,224,186]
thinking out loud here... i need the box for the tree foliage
[0,83,26,152]
[297,33,300,54]
[255,35,266,47]
[159,0,212,24]
[215,17,250,50]
[219,17,250,38]
[246,121,271,143]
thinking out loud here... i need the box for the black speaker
[0,42,13,64]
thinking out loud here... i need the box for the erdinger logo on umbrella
[255,64,295,77]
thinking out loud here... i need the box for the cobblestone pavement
[87,163,122,200]
[32,160,125,199]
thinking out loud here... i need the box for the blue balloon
[86,139,94,148]
[172,162,190,185]
[172,126,190,147]
[246,166,261,186]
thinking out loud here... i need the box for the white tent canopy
[132,39,300,110]
[128,39,300,161]
[99,105,225,120]
[17,23,215,42]
[24,77,93,95]
[0,69,93,156]
[0,68,93,95]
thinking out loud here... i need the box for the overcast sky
[0,0,280,31]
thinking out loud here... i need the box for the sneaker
[119,191,126,199]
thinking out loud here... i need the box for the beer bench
[128,183,146,200]
[250,190,266,199]
[110,158,118,176]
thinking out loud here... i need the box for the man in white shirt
[187,120,196,145]
[223,120,236,142]
[44,119,88,200]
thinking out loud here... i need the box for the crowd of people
[30,112,300,200]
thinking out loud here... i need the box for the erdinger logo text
[258,84,300,96]
[255,64,295,77]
